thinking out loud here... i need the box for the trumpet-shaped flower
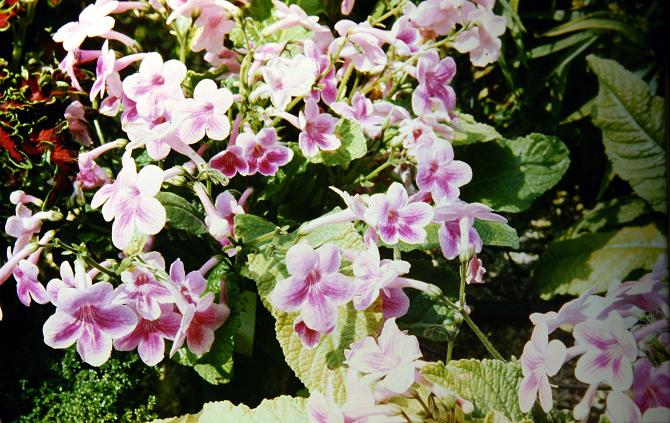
[91,156,166,250]
[270,242,354,333]
[209,145,248,177]
[518,323,567,413]
[122,53,187,118]
[43,281,138,366]
[330,93,387,139]
[115,254,174,320]
[574,312,638,391]
[191,7,235,53]
[632,359,670,412]
[65,101,92,146]
[453,5,506,67]
[408,0,463,36]
[236,127,293,176]
[114,303,181,366]
[52,1,117,51]
[606,391,670,423]
[415,140,472,201]
[412,50,457,117]
[13,259,49,306]
[174,78,233,143]
[254,55,318,110]
[345,318,423,395]
[298,99,340,157]
[364,182,434,245]
[263,0,322,35]
[330,20,390,73]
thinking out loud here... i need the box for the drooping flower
[91,155,166,250]
[193,184,246,245]
[236,127,293,176]
[391,16,421,56]
[294,318,331,349]
[364,182,434,245]
[529,293,591,334]
[298,100,341,157]
[345,318,423,395]
[43,279,138,366]
[191,7,235,53]
[65,101,92,146]
[466,255,486,284]
[453,4,507,67]
[270,242,354,334]
[122,53,187,118]
[114,303,181,366]
[13,259,49,307]
[574,312,638,391]
[5,205,60,249]
[174,78,233,144]
[412,50,457,117]
[253,55,318,110]
[518,323,567,413]
[415,140,472,201]
[74,139,126,193]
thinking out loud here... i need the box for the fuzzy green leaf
[473,220,519,249]
[308,119,367,167]
[460,134,570,213]
[587,55,666,213]
[156,192,208,235]
[452,113,502,145]
[234,214,278,245]
[536,224,666,299]
[422,359,526,421]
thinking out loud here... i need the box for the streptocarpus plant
[0,0,666,422]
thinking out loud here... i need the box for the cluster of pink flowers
[518,256,669,422]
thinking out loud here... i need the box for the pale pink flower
[453,5,507,67]
[330,93,387,138]
[294,318,331,349]
[263,0,322,35]
[518,323,567,413]
[632,359,670,412]
[303,40,337,105]
[9,190,42,207]
[191,7,235,52]
[408,0,463,36]
[115,254,174,320]
[166,0,240,25]
[330,21,392,73]
[529,294,591,334]
[397,117,441,149]
[99,73,124,116]
[270,242,354,333]
[345,318,423,395]
[204,47,241,72]
[13,260,49,306]
[193,184,245,245]
[59,49,101,92]
[298,100,340,157]
[174,78,233,143]
[5,205,60,247]
[90,41,146,101]
[412,50,457,117]
[364,182,434,245]
[46,261,90,307]
[391,16,421,56]
[91,156,166,250]
[415,140,472,201]
[574,312,638,391]
[466,255,485,284]
[605,392,670,423]
[341,0,355,15]
[65,101,92,146]
[236,127,293,176]
[43,280,137,366]
[114,303,181,365]
[122,53,187,118]
[74,140,125,192]
[253,55,318,110]
[53,1,118,51]
[209,145,248,177]
[123,119,178,161]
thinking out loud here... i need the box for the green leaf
[422,359,526,421]
[473,220,519,249]
[286,0,325,15]
[174,263,240,384]
[562,196,651,239]
[460,134,570,213]
[542,16,645,45]
[234,290,257,356]
[528,32,596,59]
[151,395,308,423]
[587,55,666,213]
[399,293,457,342]
[245,223,383,402]
[234,214,278,245]
[308,119,367,167]
[536,224,666,299]
[452,113,502,145]
[156,192,208,235]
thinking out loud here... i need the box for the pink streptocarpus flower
[204,47,241,73]
[168,259,230,355]
[193,184,245,245]
[270,242,354,334]
[529,293,591,334]
[574,312,638,391]
[262,0,322,35]
[174,78,233,144]
[43,279,138,366]
[453,4,507,67]
[59,49,101,92]
[412,50,457,117]
[52,1,118,51]
[165,0,240,25]
[345,318,423,395]
[99,73,124,117]
[364,182,434,245]
[391,16,420,56]
[294,318,332,349]
[91,155,166,250]
[340,0,355,15]
[298,99,341,157]
[303,40,337,105]
[606,391,670,423]
[124,119,199,162]
[115,253,174,320]
[122,53,187,119]
[414,140,472,201]
[253,55,318,110]
[90,41,147,101]
[46,260,90,307]
[209,145,248,177]
[5,204,60,248]
[13,259,49,306]
[191,7,235,53]
[74,139,125,193]
[10,190,43,207]
[65,101,92,146]
[518,323,567,413]
[466,255,486,284]
[330,20,391,73]
[114,303,181,366]
[407,0,463,36]
[236,127,293,176]
[330,93,387,139]
[632,358,670,412]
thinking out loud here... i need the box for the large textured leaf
[473,220,519,249]
[156,192,208,235]
[422,359,526,421]
[562,196,651,239]
[234,214,278,245]
[308,119,367,167]
[536,224,666,299]
[460,134,570,213]
[245,223,383,402]
[152,395,308,423]
[587,55,666,212]
[452,113,502,145]
[399,292,457,342]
